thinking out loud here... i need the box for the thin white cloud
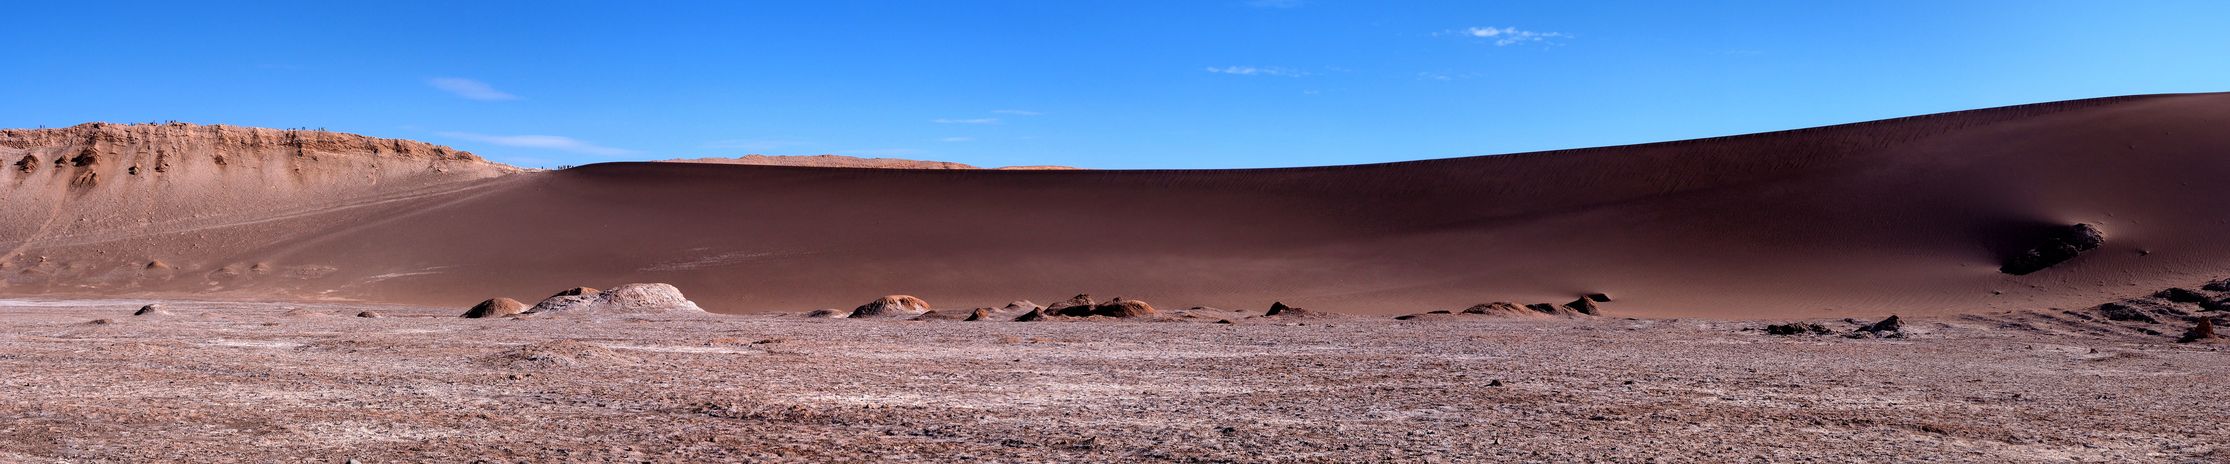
[1441,26,1569,46]
[1246,0,1304,8]
[991,109,1043,116]
[932,118,1000,125]
[436,131,634,156]
[939,136,975,143]
[427,78,520,101]
[1205,66,1306,77]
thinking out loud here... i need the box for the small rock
[2177,318,2216,343]
[2001,223,2106,275]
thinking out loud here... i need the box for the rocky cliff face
[0,122,517,296]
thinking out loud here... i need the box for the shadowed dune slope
[8,94,2230,317]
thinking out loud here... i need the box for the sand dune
[6,94,2230,317]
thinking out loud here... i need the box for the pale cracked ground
[0,300,2222,463]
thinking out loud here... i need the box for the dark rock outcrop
[2096,303,2160,324]
[2154,288,2207,303]
[1013,308,1046,322]
[2001,223,2106,275]
[1263,302,1318,317]
[963,308,994,321]
[1765,322,1832,336]
[1562,298,1601,316]
[2177,318,2216,343]
[132,304,167,316]
[1863,315,1903,333]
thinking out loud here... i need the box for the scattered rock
[132,304,168,316]
[2177,318,2216,343]
[1765,322,1832,336]
[463,298,528,318]
[849,295,931,318]
[2155,288,2208,304]
[527,283,705,315]
[2001,223,2106,275]
[2095,303,2160,324]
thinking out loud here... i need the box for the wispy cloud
[1204,66,1306,77]
[427,77,520,101]
[939,136,975,143]
[932,118,1001,125]
[1440,26,1569,46]
[1245,0,1304,8]
[436,131,634,156]
[991,109,1043,116]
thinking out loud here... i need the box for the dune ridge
[5,94,2230,317]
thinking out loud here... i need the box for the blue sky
[3,1,2226,169]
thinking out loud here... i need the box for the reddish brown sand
[7,94,2230,316]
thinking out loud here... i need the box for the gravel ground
[0,299,2222,463]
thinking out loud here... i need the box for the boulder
[2177,318,2217,343]
[131,304,168,316]
[526,283,705,315]
[462,298,527,318]
[848,295,931,318]
[2001,223,2106,275]
[355,311,383,318]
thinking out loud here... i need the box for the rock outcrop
[463,298,528,318]
[2178,318,2216,343]
[848,295,930,318]
[526,283,705,315]
[2001,223,2106,275]
[131,304,168,316]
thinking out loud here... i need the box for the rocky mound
[2178,319,2216,343]
[1460,302,1547,317]
[848,295,931,318]
[131,304,168,316]
[462,298,528,318]
[1041,295,1158,318]
[1262,302,1326,318]
[526,283,705,315]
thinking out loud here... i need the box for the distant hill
[662,154,1075,170]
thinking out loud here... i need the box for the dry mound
[1460,302,1548,317]
[483,340,636,368]
[848,295,930,318]
[1046,296,1158,318]
[1262,302,1326,318]
[527,283,705,315]
[462,298,527,318]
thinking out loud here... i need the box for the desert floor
[0,299,2221,463]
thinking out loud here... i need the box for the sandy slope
[7,94,2230,316]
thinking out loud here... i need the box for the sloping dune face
[7,94,2230,317]
[0,123,514,295]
